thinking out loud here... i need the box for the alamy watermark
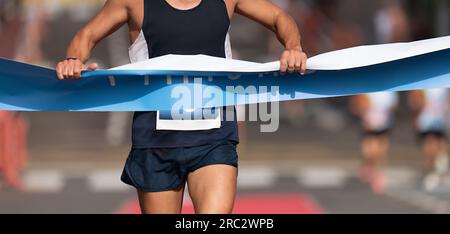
[171,78,280,132]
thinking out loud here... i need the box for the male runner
[409,89,450,191]
[56,0,307,214]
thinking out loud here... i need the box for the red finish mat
[116,193,324,214]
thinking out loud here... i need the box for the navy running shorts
[121,141,239,192]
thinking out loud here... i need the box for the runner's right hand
[56,58,98,80]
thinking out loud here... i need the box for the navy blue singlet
[129,0,239,148]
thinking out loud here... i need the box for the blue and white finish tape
[0,36,449,112]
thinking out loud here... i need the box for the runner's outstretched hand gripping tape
[1,36,450,111]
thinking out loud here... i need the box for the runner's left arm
[234,0,307,74]
[56,0,130,80]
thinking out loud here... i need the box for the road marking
[384,167,419,189]
[237,166,278,189]
[386,190,450,214]
[383,168,450,213]
[87,169,132,193]
[23,170,65,193]
[297,167,349,188]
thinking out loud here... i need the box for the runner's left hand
[280,47,307,75]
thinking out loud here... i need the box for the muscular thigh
[138,185,185,214]
[187,165,238,214]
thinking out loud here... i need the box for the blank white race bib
[156,109,222,131]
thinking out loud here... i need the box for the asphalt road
[1,163,449,214]
[2,99,449,214]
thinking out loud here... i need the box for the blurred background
[1,0,450,214]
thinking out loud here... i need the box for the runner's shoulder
[104,0,135,10]
[120,0,145,15]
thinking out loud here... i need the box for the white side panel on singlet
[224,31,233,59]
[129,30,149,63]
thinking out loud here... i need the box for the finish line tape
[1,36,449,111]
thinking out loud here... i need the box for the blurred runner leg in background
[405,0,449,191]
[409,89,450,191]
[350,93,399,193]
[349,0,410,194]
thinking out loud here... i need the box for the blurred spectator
[15,0,48,65]
[405,0,449,191]
[350,0,409,193]
[274,0,353,131]
[0,112,28,190]
[0,0,28,190]
[0,0,22,59]
[19,0,132,147]
[409,90,450,191]
[436,0,449,36]
[407,0,435,40]
[21,0,108,65]
[374,0,410,43]
[350,93,399,193]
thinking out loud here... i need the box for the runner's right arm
[56,0,129,80]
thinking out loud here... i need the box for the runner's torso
[126,0,236,44]
[128,0,239,148]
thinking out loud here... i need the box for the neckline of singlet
[162,0,204,12]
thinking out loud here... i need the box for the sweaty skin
[56,0,307,80]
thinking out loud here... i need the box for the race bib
[156,108,222,131]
